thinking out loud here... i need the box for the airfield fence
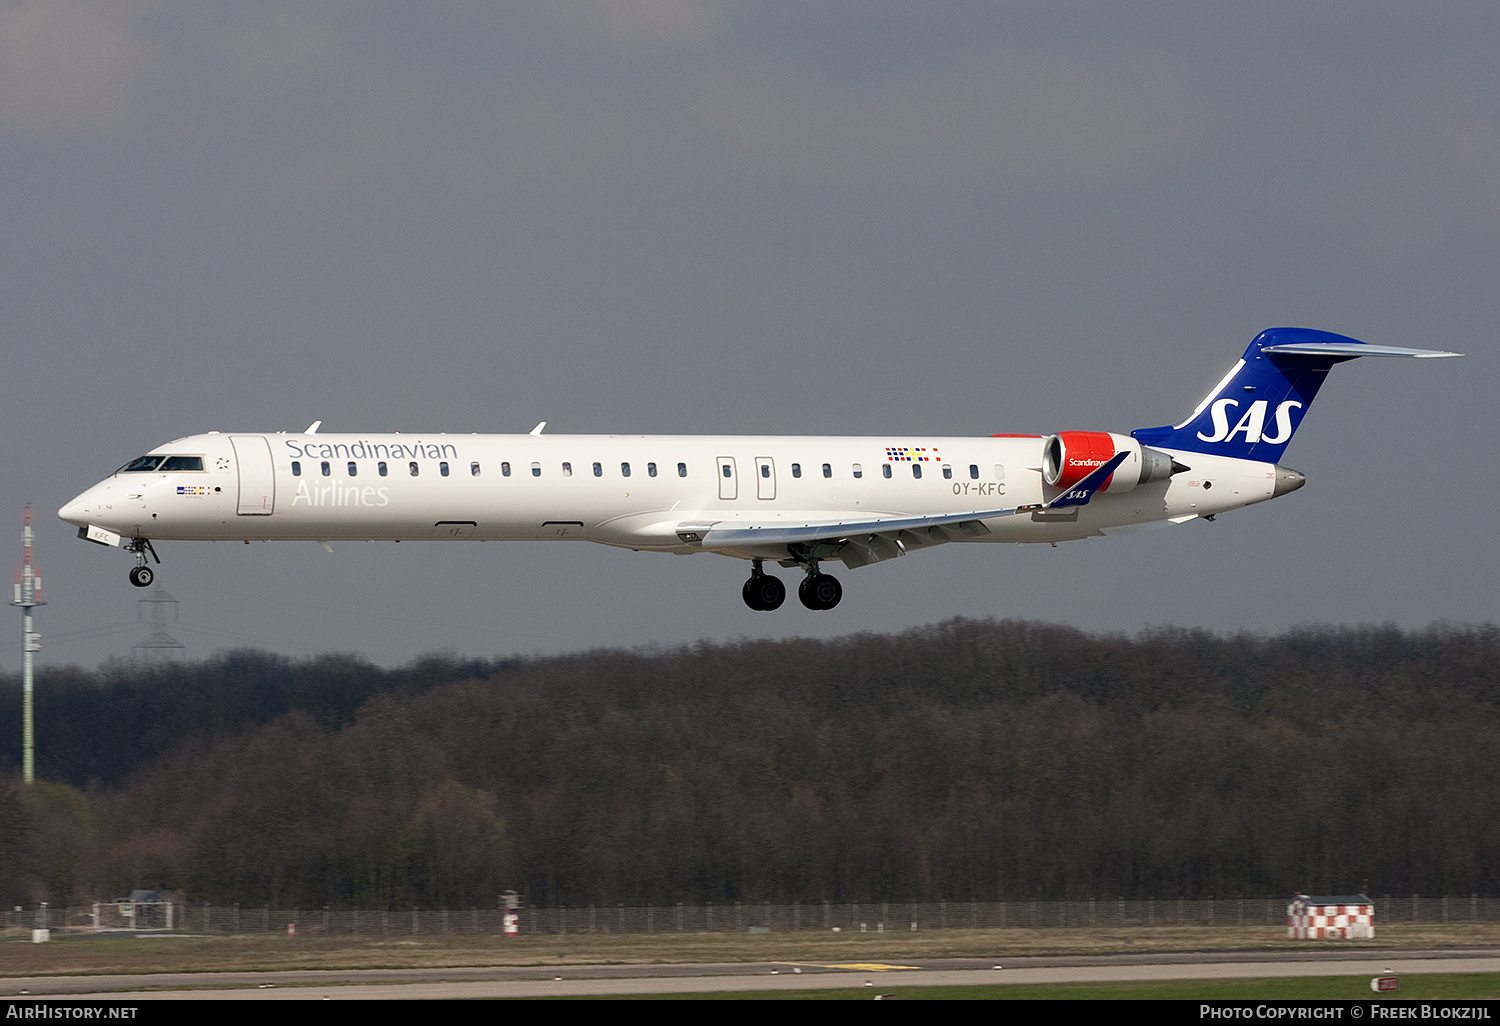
[10,896,1500,936]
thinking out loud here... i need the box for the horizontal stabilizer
[1260,342,1462,358]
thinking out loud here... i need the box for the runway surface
[6,948,1500,998]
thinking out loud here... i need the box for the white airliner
[60,328,1457,611]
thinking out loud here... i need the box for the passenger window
[852,464,862,479]
[995,465,1005,479]
[409,462,419,477]
[379,462,388,477]
[969,464,979,480]
[942,465,952,479]
[501,461,511,477]
[882,464,892,479]
[761,464,770,478]
[677,462,687,478]
[791,463,801,478]
[531,462,541,477]
[648,462,657,477]
[912,464,922,479]
[562,462,572,477]
[621,462,631,477]
[722,465,732,478]
[822,463,832,478]
[348,462,358,477]
[291,461,301,477]
[321,461,331,477]
[471,462,481,476]
[440,462,450,477]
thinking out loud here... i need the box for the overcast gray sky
[1,1,1494,668]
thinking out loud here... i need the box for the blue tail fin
[1130,327,1454,464]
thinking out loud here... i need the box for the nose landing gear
[126,537,160,588]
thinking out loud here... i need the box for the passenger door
[229,435,276,515]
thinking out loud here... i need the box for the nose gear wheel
[125,537,160,588]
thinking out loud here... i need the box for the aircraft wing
[681,451,1130,568]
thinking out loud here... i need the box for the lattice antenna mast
[12,505,44,785]
[133,584,185,661]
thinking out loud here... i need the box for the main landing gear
[126,537,160,588]
[797,565,842,611]
[741,559,842,611]
[742,560,786,610]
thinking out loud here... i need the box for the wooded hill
[3,620,1498,910]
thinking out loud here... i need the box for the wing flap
[697,508,1006,550]
[689,452,1129,567]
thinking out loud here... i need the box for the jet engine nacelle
[1041,431,1176,494]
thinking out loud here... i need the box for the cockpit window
[123,455,203,472]
[120,456,165,472]
[159,456,204,471]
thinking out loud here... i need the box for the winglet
[530,421,546,436]
[1024,451,1131,512]
[305,420,322,434]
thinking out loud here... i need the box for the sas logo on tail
[1197,399,1303,444]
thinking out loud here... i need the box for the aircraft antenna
[11,505,44,785]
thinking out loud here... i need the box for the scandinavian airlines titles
[1197,399,1302,445]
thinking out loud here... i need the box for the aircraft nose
[59,489,96,527]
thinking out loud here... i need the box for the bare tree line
[3,619,1498,909]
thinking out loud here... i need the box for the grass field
[3,923,1500,977]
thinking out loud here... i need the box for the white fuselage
[59,431,1278,562]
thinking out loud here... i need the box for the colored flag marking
[885,446,939,462]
